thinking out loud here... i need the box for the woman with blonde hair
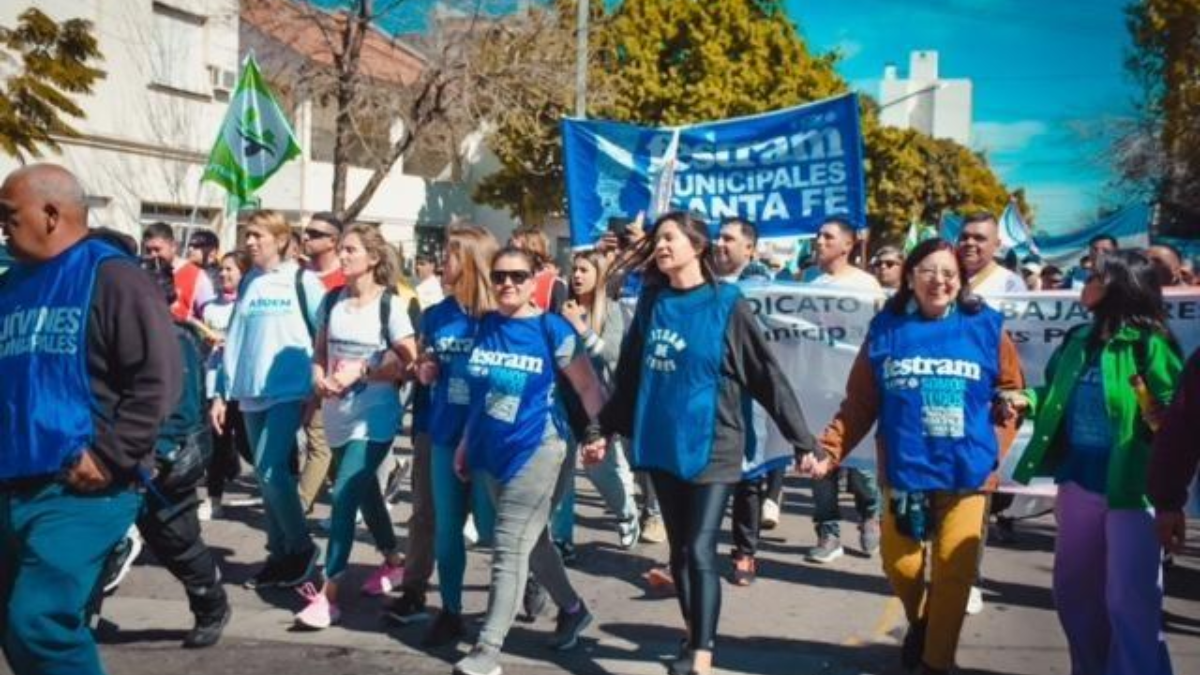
[294,224,418,628]
[212,210,325,589]
[394,224,501,646]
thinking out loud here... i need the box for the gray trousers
[477,434,579,649]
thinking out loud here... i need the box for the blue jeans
[242,401,313,558]
[551,436,638,544]
[1,482,140,675]
[431,443,495,613]
[812,467,881,539]
[325,439,398,580]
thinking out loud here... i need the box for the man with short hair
[143,221,216,321]
[302,212,345,291]
[956,212,1026,295]
[1067,235,1118,288]
[185,229,221,292]
[297,212,345,513]
[0,164,180,675]
[809,218,884,291]
[712,218,778,585]
[1147,244,1186,288]
[1041,264,1065,290]
[869,246,904,290]
[804,218,884,564]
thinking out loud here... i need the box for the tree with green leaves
[0,8,103,162]
[1121,0,1199,235]
[475,0,1025,244]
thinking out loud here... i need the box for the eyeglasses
[874,259,900,269]
[303,228,336,240]
[914,267,958,282]
[490,269,533,285]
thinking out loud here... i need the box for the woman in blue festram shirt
[450,247,608,675]
[601,211,821,675]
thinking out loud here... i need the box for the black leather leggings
[650,470,734,652]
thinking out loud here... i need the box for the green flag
[202,55,300,204]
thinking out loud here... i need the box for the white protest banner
[738,284,1200,503]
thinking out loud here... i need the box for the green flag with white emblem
[202,55,300,204]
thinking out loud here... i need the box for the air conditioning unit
[209,65,236,95]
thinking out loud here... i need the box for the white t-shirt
[321,293,415,448]
[201,297,236,399]
[970,263,1027,296]
[808,266,883,292]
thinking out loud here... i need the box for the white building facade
[0,0,516,259]
[879,50,973,146]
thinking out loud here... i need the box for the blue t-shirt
[1056,363,1113,494]
[464,312,577,482]
[421,298,477,448]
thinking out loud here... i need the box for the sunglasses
[490,269,533,285]
[874,259,900,269]
[303,228,336,240]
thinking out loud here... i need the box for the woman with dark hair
[1007,249,1182,675]
[199,251,252,520]
[451,246,607,675]
[601,211,819,675]
[815,237,1024,675]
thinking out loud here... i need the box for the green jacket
[1013,324,1182,509]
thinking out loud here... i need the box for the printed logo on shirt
[245,297,295,316]
[447,377,470,405]
[468,349,546,424]
[435,336,474,355]
[646,328,688,373]
[0,307,83,359]
[882,356,983,439]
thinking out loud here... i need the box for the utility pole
[575,0,588,118]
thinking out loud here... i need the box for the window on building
[150,2,209,96]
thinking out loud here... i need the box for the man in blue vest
[0,164,181,675]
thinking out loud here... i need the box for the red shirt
[317,267,346,292]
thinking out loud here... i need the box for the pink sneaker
[360,561,405,596]
[294,582,340,629]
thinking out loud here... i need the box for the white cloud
[971,120,1049,154]
[833,38,863,61]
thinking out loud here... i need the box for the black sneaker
[422,610,465,647]
[244,557,287,589]
[520,576,549,623]
[546,603,592,651]
[182,602,231,649]
[384,589,430,625]
[277,546,319,588]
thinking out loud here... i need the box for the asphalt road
[6,466,1198,675]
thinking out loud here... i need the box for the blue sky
[786,0,1138,234]
[309,0,1137,234]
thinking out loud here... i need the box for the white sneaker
[197,498,213,522]
[463,514,479,547]
[103,526,143,594]
[966,586,985,615]
[761,498,781,530]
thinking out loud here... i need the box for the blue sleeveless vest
[0,238,128,479]
[867,305,1003,491]
[632,283,741,480]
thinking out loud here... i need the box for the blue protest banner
[561,93,866,248]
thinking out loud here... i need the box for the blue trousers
[242,401,313,558]
[430,443,495,613]
[1,482,140,675]
[325,439,398,580]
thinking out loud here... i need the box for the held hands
[416,353,440,386]
[580,437,607,466]
[797,453,832,479]
[992,390,1030,423]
